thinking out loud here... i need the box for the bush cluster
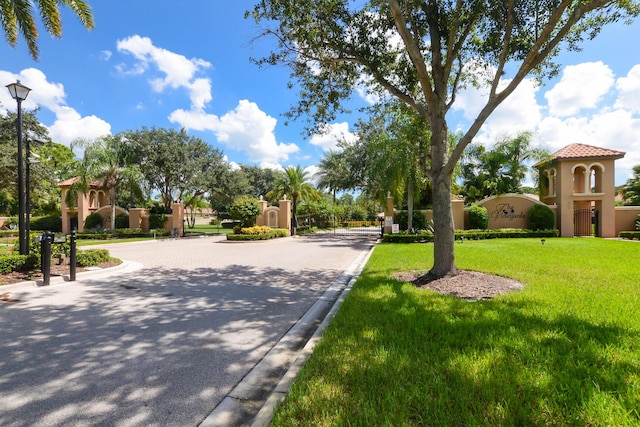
[468,205,489,229]
[0,254,31,274]
[230,196,262,227]
[394,210,429,232]
[226,227,290,241]
[75,249,112,267]
[148,213,168,229]
[115,213,129,229]
[30,216,62,232]
[529,204,556,230]
[84,212,103,230]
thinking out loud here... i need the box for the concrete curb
[1,259,143,291]
[199,241,377,427]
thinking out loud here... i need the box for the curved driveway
[0,235,375,427]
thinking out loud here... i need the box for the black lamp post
[6,80,32,255]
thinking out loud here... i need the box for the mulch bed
[392,269,524,301]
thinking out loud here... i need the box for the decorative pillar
[170,203,185,236]
[256,196,268,226]
[385,192,394,233]
[279,198,292,232]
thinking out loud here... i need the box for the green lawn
[271,238,640,426]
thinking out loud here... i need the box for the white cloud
[615,65,640,114]
[544,61,614,117]
[116,35,213,109]
[0,68,111,145]
[169,99,299,165]
[450,60,638,185]
[309,122,358,151]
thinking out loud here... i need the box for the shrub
[0,254,28,274]
[529,203,555,231]
[114,228,145,237]
[115,213,129,229]
[148,213,168,229]
[0,253,38,274]
[240,225,272,235]
[394,210,429,232]
[84,212,103,230]
[76,249,111,267]
[226,227,290,241]
[230,196,262,227]
[468,205,489,229]
[31,216,62,232]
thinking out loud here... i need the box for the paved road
[0,235,375,427]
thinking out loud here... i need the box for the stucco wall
[615,206,640,235]
[474,194,544,229]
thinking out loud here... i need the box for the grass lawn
[271,238,640,426]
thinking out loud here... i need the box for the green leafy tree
[230,196,262,228]
[239,165,281,201]
[248,1,638,276]
[0,110,54,215]
[0,0,94,59]
[125,127,230,214]
[622,165,640,206]
[268,165,321,234]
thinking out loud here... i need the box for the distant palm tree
[0,0,94,60]
[71,134,143,232]
[268,165,321,234]
[315,150,350,204]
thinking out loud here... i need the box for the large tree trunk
[429,119,457,278]
[407,177,414,232]
[110,187,116,233]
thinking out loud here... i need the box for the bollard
[69,230,77,281]
[41,231,53,286]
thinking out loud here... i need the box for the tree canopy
[248,0,639,277]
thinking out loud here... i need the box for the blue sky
[0,2,639,185]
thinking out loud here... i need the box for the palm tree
[71,134,143,232]
[315,150,350,204]
[1,0,94,60]
[268,165,321,234]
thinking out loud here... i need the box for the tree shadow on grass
[275,274,640,426]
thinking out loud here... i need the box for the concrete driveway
[0,235,375,427]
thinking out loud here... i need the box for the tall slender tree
[315,150,351,204]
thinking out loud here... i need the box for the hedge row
[226,227,290,241]
[382,228,560,243]
[619,231,640,240]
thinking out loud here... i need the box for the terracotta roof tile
[548,143,625,161]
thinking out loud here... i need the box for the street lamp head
[6,80,31,102]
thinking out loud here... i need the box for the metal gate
[574,208,599,236]
[309,219,383,239]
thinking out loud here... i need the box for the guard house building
[534,143,625,238]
